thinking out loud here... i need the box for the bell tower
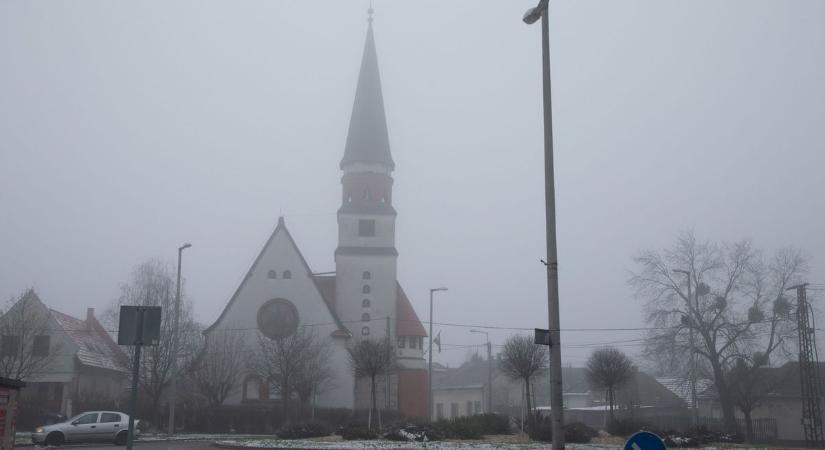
[335,8,398,341]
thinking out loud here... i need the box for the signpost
[118,306,162,450]
[534,328,552,347]
[624,431,667,450]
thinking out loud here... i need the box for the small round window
[257,299,299,339]
[362,299,371,308]
[363,271,371,280]
[361,326,370,336]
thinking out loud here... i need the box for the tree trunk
[743,410,754,443]
[608,386,615,424]
[524,378,533,428]
[370,375,377,431]
[709,358,738,433]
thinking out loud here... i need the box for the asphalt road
[31,441,220,450]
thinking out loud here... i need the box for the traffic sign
[624,431,666,450]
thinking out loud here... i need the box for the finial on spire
[368,1,374,24]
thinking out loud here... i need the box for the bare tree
[347,338,394,430]
[253,327,326,422]
[499,334,548,427]
[585,347,634,424]
[726,357,787,442]
[630,231,805,433]
[191,329,247,407]
[294,339,333,419]
[0,289,61,380]
[105,259,201,432]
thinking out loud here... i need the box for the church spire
[340,8,394,170]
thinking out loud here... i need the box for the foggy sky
[2,0,824,368]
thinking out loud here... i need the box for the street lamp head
[180,243,192,251]
[523,0,548,25]
[431,287,448,293]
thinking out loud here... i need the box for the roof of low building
[49,309,129,373]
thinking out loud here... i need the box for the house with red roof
[0,290,128,422]
[202,11,427,418]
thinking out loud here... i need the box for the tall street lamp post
[470,329,493,413]
[428,287,447,421]
[523,1,564,449]
[168,242,192,436]
[673,268,698,426]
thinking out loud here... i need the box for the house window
[282,270,291,279]
[267,270,277,279]
[362,299,371,308]
[363,271,371,280]
[397,337,406,348]
[361,326,370,336]
[474,401,481,414]
[362,313,370,322]
[419,337,424,348]
[358,219,376,237]
[244,376,262,400]
[1,336,19,356]
[33,335,50,357]
[450,403,459,418]
[466,401,473,416]
[362,285,371,294]
[409,337,417,349]
[436,403,444,420]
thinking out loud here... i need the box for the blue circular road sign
[624,431,667,450]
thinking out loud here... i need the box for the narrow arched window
[267,270,277,279]
[283,270,291,279]
[361,326,370,336]
[362,285,370,294]
[362,299,371,308]
[363,271,371,280]
[362,313,370,322]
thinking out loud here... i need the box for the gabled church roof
[340,14,394,170]
[204,217,351,338]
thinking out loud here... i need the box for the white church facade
[203,13,428,418]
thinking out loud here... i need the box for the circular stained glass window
[257,298,299,339]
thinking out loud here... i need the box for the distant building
[202,12,428,418]
[432,356,684,426]
[698,361,825,443]
[0,291,128,420]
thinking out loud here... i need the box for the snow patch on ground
[216,439,619,450]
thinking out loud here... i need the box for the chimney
[86,308,95,330]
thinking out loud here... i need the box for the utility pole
[167,242,191,436]
[789,283,824,447]
[471,329,493,413]
[428,287,447,421]
[523,2,564,448]
[674,269,698,426]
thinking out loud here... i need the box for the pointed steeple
[340,10,394,170]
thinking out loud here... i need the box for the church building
[203,12,428,418]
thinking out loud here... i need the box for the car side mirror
[71,421,79,426]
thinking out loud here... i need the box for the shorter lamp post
[168,242,192,436]
[428,287,448,421]
[470,329,493,413]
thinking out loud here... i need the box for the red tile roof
[50,309,129,373]
[396,285,427,337]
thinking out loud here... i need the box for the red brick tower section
[396,286,428,418]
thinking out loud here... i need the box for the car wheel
[115,431,128,446]
[45,432,64,447]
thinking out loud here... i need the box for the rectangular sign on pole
[117,306,162,346]
[534,328,552,347]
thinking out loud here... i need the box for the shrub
[475,413,511,435]
[276,420,332,439]
[566,422,598,443]
[338,424,378,441]
[607,418,650,437]
[434,417,484,439]
[528,419,596,444]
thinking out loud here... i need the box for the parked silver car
[32,411,138,446]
